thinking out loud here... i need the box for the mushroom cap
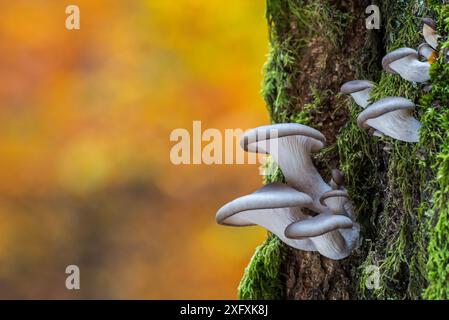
[418,43,437,61]
[284,214,353,239]
[382,48,418,74]
[422,17,436,29]
[319,190,348,206]
[216,183,313,226]
[357,97,415,129]
[340,80,374,94]
[241,123,326,154]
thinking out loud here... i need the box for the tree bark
[239,0,449,300]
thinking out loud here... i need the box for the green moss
[241,0,449,300]
[238,235,286,300]
[262,0,350,123]
[339,0,437,299]
[422,2,449,298]
[239,0,352,300]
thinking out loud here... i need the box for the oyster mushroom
[422,17,438,50]
[382,48,430,83]
[418,43,438,63]
[216,183,316,251]
[340,80,374,109]
[241,123,330,212]
[285,213,359,260]
[357,97,421,142]
[320,190,349,216]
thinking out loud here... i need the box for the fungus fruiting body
[216,183,317,251]
[285,213,360,260]
[382,48,430,83]
[241,123,331,212]
[357,97,421,142]
[340,80,374,108]
[418,43,438,63]
[215,123,360,260]
[422,17,438,50]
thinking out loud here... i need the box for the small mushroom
[422,18,438,50]
[418,43,438,64]
[340,80,374,108]
[241,123,330,212]
[320,190,349,216]
[382,48,430,83]
[357,97,421,142]
[285,213,359,260]
[216,183,316,251]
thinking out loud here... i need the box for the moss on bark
[238,0,449,300]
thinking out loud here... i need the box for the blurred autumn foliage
[0,0,269,298]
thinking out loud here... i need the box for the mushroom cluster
[382,18,439,83]
[340,17,441,142]
[216,123,360,260]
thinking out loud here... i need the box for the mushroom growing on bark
[340,80,374,109]
[284,213,359,260]
[382,48,430,83]
[418,43,438,64]
[422,17,438,50]
[357,97,421,142]
[216,183,316,251]
[241,123,330,212]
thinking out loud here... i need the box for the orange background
[0,1,268,298]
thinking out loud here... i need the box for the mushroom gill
[382,48,430,83]
[422,17,438,50]
[216,183,316,251]
[241,123,330,212]
[340,80,374,109]
[357,97,421,142]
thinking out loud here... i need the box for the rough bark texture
[238,0,449,300]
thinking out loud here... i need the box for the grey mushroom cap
[216,183,312,226]
[216,183,317,252]
[357,97,421,142]
[285,214,353,239]
[382,48,418,74]
[382,48,430,82]
[422,18,438,50]
[418,43,437,60]
[241,123,326,154]
[340,80,374,94]
[357,97,415,129]
[319,189,350,216]
[340,80,374,109]
[319,190,348,206]
[422,17,436,29]
[285,213,359,260]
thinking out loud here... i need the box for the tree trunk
[238,0,449,300]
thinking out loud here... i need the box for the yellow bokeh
[0,0,268,298]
